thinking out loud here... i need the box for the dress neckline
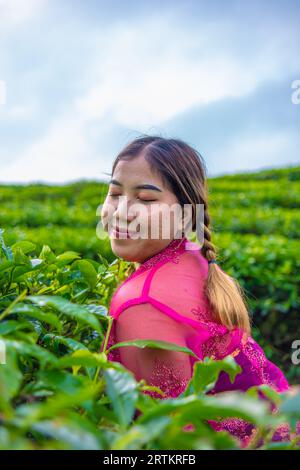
[124,236,188,284]
[139,236,188,269]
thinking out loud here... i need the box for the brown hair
[111,134,251,335]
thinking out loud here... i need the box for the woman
[100,135,295,448]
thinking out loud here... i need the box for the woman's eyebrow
[109,178,163,192]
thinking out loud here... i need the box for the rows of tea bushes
[1,231,300,450]
[1,203,299,238]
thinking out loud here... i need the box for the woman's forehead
[112,158,164,188]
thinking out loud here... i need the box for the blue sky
[0,0,299,183]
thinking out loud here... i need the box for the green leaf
[52,350,107,369]
[4,339,58,367]
[14,386,101,426]
[104,367,139,429]
[55,251,81,267]
[32,369,88,395]
[10,303,62,332]
[0,228,13,261]
[112,416,171,450]
[30,419,103,450]
[84,304,108,317]
[0,320,35,335]
[191,356,242,394]
[27,295,102,333]
[13,248,32,267]
[0,342,23,408]
[42,334,88,353]
[39,245,56,263]
[73,260,98,289]
[108,339,199,358]
[11,241,36,254]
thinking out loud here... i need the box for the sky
[0,0,299,184]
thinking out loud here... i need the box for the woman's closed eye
[138,198,157,203]
[108,194,156,203]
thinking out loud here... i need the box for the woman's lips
[111,226,137,238]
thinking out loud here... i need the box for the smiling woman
[100,134,293,448]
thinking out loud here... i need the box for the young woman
[100,135,296,448]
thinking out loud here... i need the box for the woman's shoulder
[150,238,209,287]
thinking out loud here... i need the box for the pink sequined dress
[101,236,297,447]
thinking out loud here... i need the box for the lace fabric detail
[271,423,291,442]
[190,305,211,322]
[142,356,190,400]
[190,305,246,361]
[202,329,249,361]
[130,236,188,277]
[190,305,229,337]
[242,337,275,388]
[207,417,256,448]
[208,415,298,448]
[202,333,235,360]
[243,337,267,368]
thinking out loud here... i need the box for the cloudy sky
[0,0,299,183]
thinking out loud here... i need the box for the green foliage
[0,230,299,450]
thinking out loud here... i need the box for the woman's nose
[114,198,137,225]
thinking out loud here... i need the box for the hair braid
[200,203,218,263]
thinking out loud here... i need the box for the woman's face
[101,153,182,264]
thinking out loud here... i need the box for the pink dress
[101,236,297,447]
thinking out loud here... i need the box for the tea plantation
[0,165,299,449]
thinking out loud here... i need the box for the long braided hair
[111,134,251,334]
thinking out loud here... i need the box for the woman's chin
[110,237,143,262]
